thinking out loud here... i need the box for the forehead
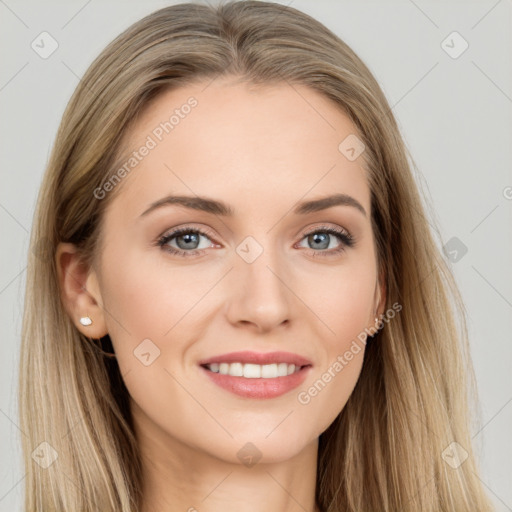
[109,77,370,219]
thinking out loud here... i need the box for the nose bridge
[227,233,292,329]
[238,233,288,294]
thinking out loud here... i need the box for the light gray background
[1,0,511,510]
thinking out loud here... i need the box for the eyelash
[155,225,355,259]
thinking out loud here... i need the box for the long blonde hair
[20,1,493,510]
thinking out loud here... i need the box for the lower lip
[200,365,312,399]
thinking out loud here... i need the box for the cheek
[296,256,376,343]
[295,283,369,436]
[297,348,365,440]
[97,250,213,441]
[99,246,214,345]
[290,260,374,428]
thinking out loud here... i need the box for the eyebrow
[140,192,367,218]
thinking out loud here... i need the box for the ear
[55,242,108,339]
[373,268,387,319]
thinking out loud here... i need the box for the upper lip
[198,351,312,367]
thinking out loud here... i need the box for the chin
[216,429,315,466]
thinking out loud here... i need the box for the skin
[57,76,385,512]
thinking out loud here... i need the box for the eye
[156,226,216,257]
[295,225,355,257]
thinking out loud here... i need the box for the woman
[19,1,494,511]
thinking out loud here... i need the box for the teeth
[206,362,300,378]
[243,363,261,378]
[230,362,243,377]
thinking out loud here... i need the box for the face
[88,77,383,465]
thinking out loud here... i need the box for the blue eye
[156,227,215,257]
[156,225,355,258]
[297,226,354,256]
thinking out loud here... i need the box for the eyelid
[301,223,351,237]
[158,223,218,242]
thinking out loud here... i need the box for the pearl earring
[80,316,92,326]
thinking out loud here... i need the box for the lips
[200,364,311,399]
[198,350,313,399]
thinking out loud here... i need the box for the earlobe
[55,242,108,338]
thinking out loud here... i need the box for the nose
[224,246,292,333]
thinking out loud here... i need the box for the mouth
[199,360,313,399]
